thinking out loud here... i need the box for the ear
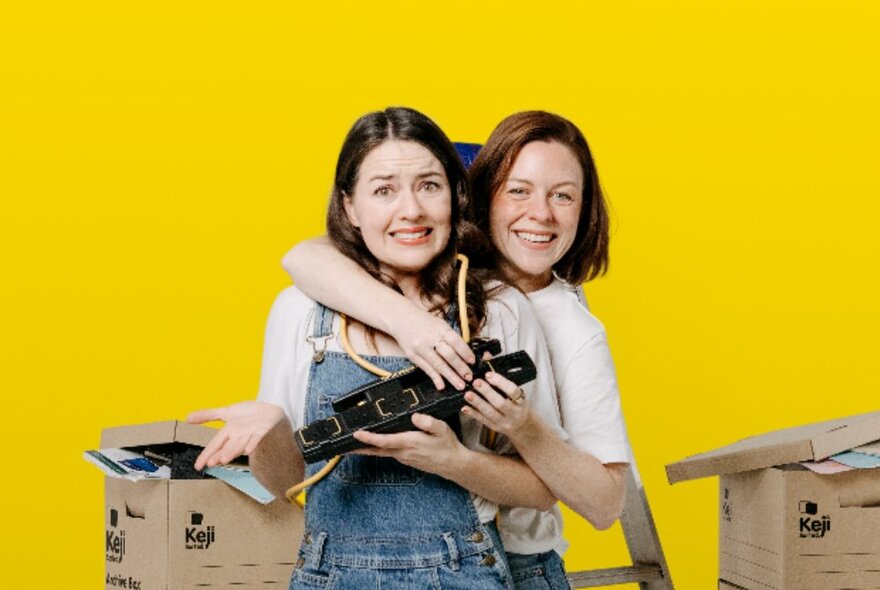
[342,194,360,228]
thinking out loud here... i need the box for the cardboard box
[667,411,880,590]
[100,421,303,590]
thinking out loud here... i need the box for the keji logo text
[106,508,126,563]
[799,501,831,538]
[185,512,216,550]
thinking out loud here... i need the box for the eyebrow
[507,178,580,189]
[367,171,444,183]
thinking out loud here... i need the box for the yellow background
[3,1,879,587]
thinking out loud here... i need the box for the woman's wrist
[437,440,473,481]
[382,297,427,337]
[506,408,542,446]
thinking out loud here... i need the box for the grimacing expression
[343,140,453,282]
[489,140,584,292]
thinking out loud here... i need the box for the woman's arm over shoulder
[282,237,472,389]
[282,236,409,337]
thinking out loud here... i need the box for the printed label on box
[106,508,127,564]
[722,487,732,523]
[798,500,831,538]
[185,511,216,550]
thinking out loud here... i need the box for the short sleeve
[256,287,311,430]
[559,331,629,463]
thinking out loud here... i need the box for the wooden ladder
[566,460,674,589]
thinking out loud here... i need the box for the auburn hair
[469,111,610,284]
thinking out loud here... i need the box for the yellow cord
[455,253,498,449]
[455,253,470,344]
[285,456,340,507]
[285,254,473,505]
[338,314,393,377]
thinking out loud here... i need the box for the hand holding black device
[294,338,536,464]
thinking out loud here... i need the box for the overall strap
[307,303,335,363]
[312,303,334,338]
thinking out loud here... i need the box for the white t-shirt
[498,277,630,556]
[256,284,565,524]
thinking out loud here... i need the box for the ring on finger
[435,328,456,349]
[510,389,525,404]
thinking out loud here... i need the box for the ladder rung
[568,564,665,588]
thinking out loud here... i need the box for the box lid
[100,420,216,449]
[666,410,880,484]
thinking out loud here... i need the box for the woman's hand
[188,401,287,470]
[462,370,532,439]
[350,413,465,475]
[390,307,475,391]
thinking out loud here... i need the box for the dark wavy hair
[326,107,493,336]
[470,111,610,284]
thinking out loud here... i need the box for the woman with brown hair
[283,111,629,589]
[189,107,568,589]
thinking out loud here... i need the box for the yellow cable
[485,427,498,450]
[455,254,470,344]
[285,254,473,504]
[338,314,393,377]
[454,253,497,448]
[285,456,340,507]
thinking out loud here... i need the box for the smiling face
[489,140,584,292]
[343,140,452,285]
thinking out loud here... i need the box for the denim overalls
[506,551,570,590]
[290,304,512,589]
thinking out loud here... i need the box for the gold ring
[511,390,525,404]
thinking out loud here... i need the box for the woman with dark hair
[189,107,566,589]
[283,111,629,589]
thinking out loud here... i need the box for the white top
[256,284,565,524]
[498,277,630,556]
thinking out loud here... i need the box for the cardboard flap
[666,410,880,484]
[101,420,217,449]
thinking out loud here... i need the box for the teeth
[393,230,429,239]
[515,231,552,243]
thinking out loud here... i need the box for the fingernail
[464,373,473,382]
